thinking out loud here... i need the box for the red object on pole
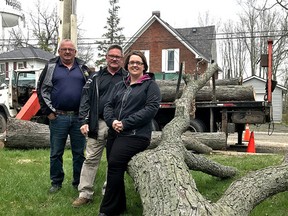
[15,90,40,120]
[267,39,273,103]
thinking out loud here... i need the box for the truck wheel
[189,119,206,132]
[0,112,7,133]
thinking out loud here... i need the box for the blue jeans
[49,114,86,187]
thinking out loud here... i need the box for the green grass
[0,149,287,216]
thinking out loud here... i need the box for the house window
[0,63,4,73]
[18,62,24,69]
[162,49,179,73]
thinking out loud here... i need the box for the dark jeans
[49,114,86,187]
[100,136,149,215]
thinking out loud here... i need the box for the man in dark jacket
[72,44,128,207]
[37,39,91,193]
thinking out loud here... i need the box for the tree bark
[5,118,50,149]
[127,63,288,216]
[158,81,255,102]
[4,118,71,149]
[4,118,226,153]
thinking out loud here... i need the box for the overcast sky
[21,0,244,39]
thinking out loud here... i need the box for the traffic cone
[247,131,256,153]
[243,124,250,142]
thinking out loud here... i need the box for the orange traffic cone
[247,131,256,153]
[243,124,250,142]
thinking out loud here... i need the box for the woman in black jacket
[99,51,161,216]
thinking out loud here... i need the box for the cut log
[4,118,226,152]
[150,131,227,153]
[158,83,256,102]
[196,85,256,101]
[205,77,243,86]
[5,118,50,149]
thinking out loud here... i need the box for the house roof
[175,26,215,61]
[123,13,216,62]
[243,75,287,91]
[0,47,55,61]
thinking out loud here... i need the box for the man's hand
[80,124,89,136]
[47,113,56,120]
[112,120,123,133]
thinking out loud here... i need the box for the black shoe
[49,185,61,193]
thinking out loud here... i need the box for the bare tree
[28,0,59,54]
[220,0,288,82]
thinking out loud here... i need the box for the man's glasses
[59,48,75,52]
[107,55,122,60]
[128,61,144,66]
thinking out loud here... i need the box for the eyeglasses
[107,55,122,60]
[59,48,75,52]
[128,61,144,66]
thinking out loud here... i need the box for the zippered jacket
[37,56,90,115]
[104,73,161,140]
[78,67,128,138]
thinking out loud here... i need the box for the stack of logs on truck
[153,75,272,147]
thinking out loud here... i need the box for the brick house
[123,11,217,78]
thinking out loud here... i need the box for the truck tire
[189,119,206,132]
[0,112,7,133]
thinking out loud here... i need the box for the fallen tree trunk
[5,118,226,153]
[150,131,227,154]
[5,118,50,149]
[4,118,72,149]
[127,63,288,215]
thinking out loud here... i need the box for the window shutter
[161,50,166,72]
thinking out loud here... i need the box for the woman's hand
[112,120,123,133]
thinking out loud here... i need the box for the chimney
[152,11,160,18]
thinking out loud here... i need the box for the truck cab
[0,68,42,133]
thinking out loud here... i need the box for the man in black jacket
[72,44,128,207]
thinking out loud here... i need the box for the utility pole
[58,0,77,48]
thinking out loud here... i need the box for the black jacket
[78,67,128,138]
[104,73,161,140]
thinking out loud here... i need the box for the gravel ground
[249,123,288,133]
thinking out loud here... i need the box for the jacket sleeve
[122,81,161,130]
[78,73,95,125]
[103,85,118,128]
[37,64,53,115]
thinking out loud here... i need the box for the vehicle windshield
[12,71,36,88]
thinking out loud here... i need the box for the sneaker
[49,185,61,193]
[72,197,92,207]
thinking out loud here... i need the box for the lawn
[0,148,287,216]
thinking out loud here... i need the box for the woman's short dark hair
[124,50,148,72]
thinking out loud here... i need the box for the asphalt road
[227,131,288,153]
